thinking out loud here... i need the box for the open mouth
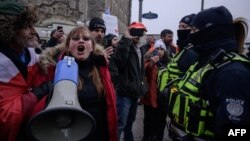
[77,45,85,52]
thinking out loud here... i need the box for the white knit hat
[154,39,166,51]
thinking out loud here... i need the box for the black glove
[157,86,171,115]
[32,81,53,100]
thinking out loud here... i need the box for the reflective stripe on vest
[158,48,189,92]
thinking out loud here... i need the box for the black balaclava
[177,14,196,50]
[189,6,236,55]
[177,29,191,50]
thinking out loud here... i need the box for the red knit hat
[129,22,147,32]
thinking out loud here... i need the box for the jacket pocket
[124,80,138,95]
[140,81,148,97]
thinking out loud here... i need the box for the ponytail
[233,17,248,53]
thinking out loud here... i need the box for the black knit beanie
[104,34,117,41]
[88,17,106,33]
[191,6,233,30]
[103,33,117,47]
[179,13,196,26]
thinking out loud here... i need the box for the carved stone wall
[14,0,131,34]
[87,0,131,34]
[14,0,84,26]
[109,0,132,34]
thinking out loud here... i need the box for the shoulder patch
[226,98,244,121]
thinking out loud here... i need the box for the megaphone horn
[27,56,96,141]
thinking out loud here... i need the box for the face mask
[177,29,191,41]
[189,24,234,46]
[188,30,208,46]
[177,29,191,49]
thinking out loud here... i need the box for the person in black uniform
[167,6,250,141]
[189,6,250,140]
[175,13,198,72]
[157,13,199,141]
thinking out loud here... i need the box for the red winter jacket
[0,48,48,141]
[140,60,158,108]
[31,45,117,141]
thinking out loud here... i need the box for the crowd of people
[0,1,250,141]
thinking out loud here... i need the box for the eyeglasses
[71,36,91,41]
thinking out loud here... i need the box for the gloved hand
[32,81,53,100]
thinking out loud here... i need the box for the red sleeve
[30,96,47,117]
[32,65,55,87]
[100,66,118,141]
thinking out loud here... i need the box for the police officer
[167,6,250,141]
[158,13,198,93]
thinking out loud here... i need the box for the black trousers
[143,104,167,141]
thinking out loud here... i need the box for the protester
[42,28,65,49]
[33,26,117,141]
[160,29,178,58]
[167,6,250,140]
[89,17,106,45]
[104,33,119,49]
[104,33,120,85]
[26,27,42,54]
[140,39,170,141]
[88,17,114,64]
[113,21,148,141]
[142,34,155,53]
[0,2,51,141]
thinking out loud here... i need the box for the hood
[39,43,105,74]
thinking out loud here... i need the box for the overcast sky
[131,0,250,42]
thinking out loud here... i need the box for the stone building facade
[9,0,132,39]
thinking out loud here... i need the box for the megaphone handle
[45,82,54,107]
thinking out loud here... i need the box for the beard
[95,37,104,45]
[132,37,140,45]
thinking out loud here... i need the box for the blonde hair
[233,17,249,53]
